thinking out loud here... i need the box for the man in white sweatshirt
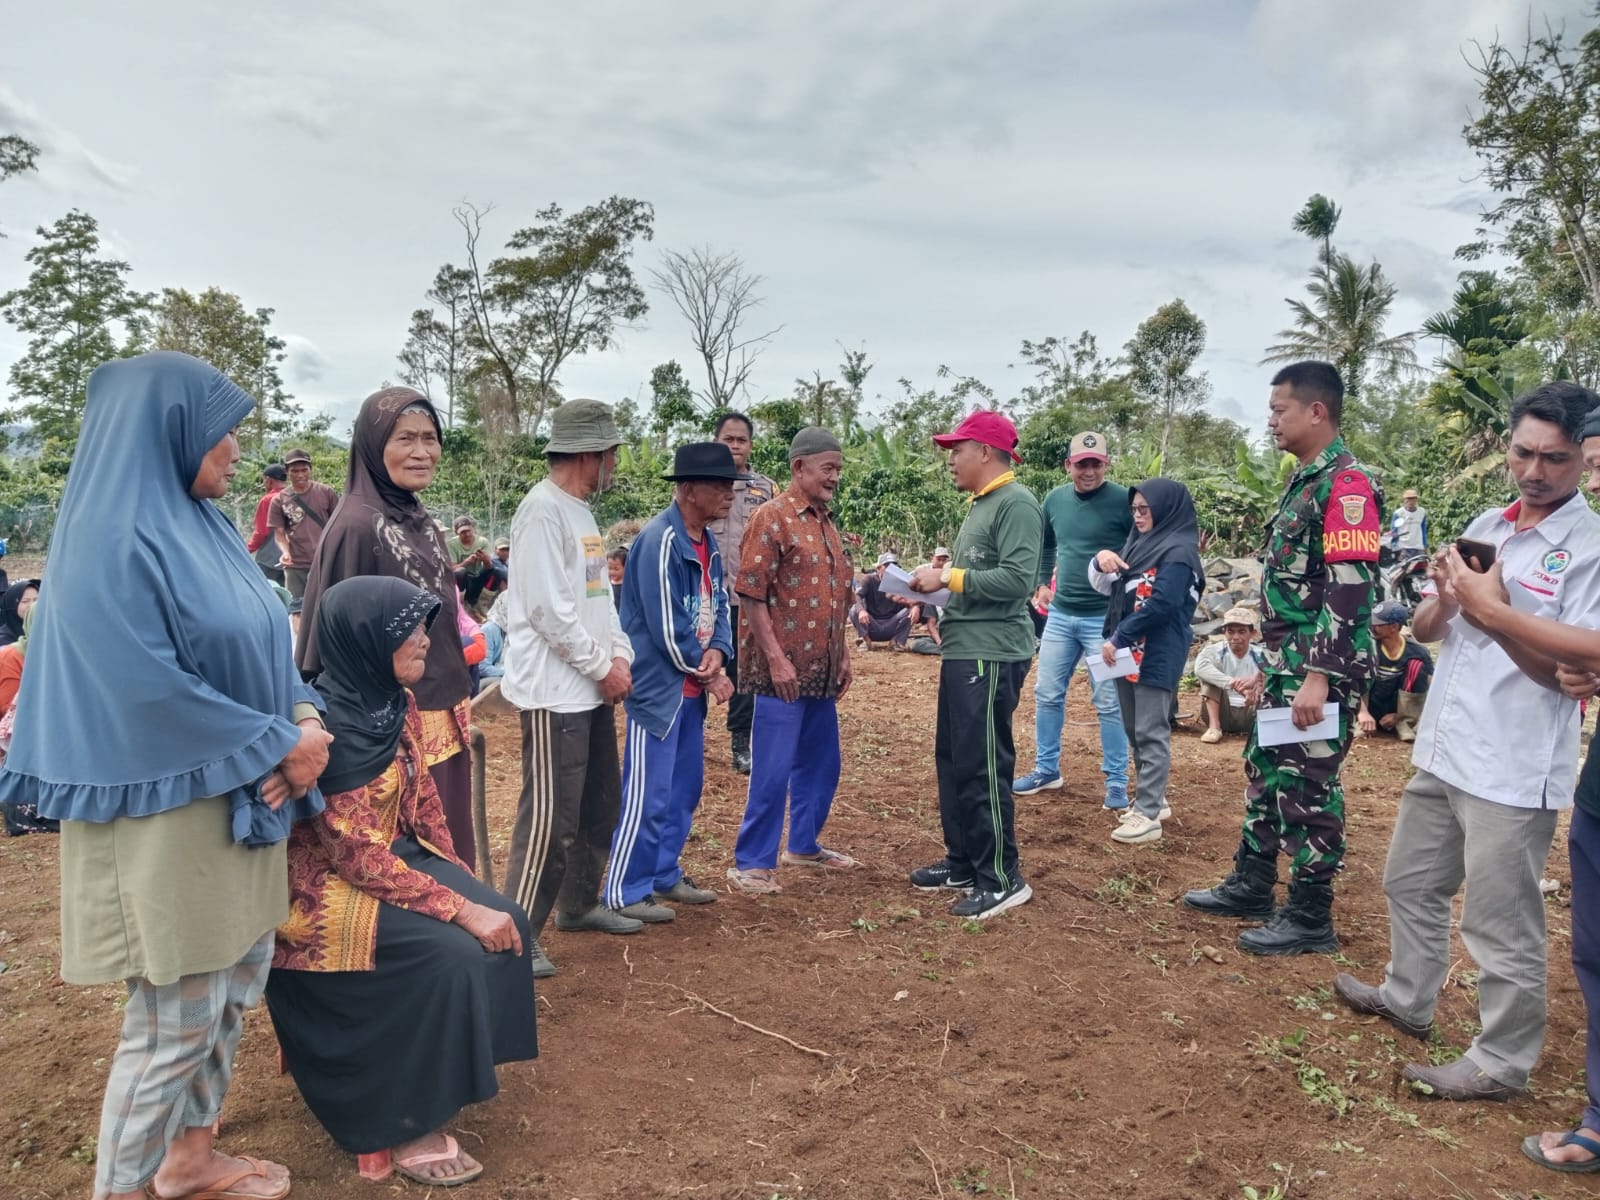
[501,399,639,977]
[1194,606,1262,743]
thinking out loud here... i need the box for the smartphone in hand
[1456,537,1497,572]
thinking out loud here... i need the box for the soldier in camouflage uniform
[1184,361,1380,955]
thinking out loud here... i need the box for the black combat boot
[1181,844,1277,919]
[1237,879,1338,956]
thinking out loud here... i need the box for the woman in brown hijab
[297,387,478,869]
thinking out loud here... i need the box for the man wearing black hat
[270,448,339,599]
[602,443,740,924]
[248,464,288,584]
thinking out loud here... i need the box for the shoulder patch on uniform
[1323,471,1380,563]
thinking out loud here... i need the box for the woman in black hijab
[296,387,478,868]
[0,578,39,646]
[268,576,536,1187]
[1089,478,1204,847]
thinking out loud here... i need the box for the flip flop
[1521,1130,1600,1173]
[146,1156,291,1200]
[780,847,860,869]
[392,1133,484,1187]
[726,867,783,895]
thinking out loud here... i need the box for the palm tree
[1261,252,1418,406]
[1421,272,1529,464]
[1291,194,1341,263]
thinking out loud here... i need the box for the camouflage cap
[545,398,622,455]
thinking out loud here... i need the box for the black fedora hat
[662,442,752,482]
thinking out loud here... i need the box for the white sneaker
[1119,803,1172,822]
[1200,727,1224,744]
[1111,813,1163,844]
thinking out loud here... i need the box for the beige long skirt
[59,796,287,986]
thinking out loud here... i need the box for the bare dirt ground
[1,650,1591,1200]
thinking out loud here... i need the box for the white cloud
[0,85,136,194]
[222,74,333,139]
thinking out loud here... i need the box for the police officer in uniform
[1183,361,1381,955]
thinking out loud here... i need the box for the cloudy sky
[1,0,1590,439]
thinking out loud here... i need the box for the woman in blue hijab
[0,352,333,1200]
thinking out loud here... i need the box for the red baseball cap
[933,410,1022,464]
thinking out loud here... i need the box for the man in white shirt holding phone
[1333,382,1600,1101]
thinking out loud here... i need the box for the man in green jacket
[908,410,1043,921]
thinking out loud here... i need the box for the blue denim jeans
[1031,608,1128,787]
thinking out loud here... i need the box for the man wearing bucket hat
[502,399,640,977]
[601,443,742,924]
[906,410,1042,921]
[1193,606,1263,742]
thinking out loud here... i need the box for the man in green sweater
[1013,432,1133,808]
[908,410,1043,920]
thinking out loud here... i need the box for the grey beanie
[790,426,842,459]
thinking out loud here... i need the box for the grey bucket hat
[545,398,623,454]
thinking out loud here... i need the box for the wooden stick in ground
[645,981,832,1059]
[915,1140,944,1199]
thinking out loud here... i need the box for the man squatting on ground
[1193,606,1263,743]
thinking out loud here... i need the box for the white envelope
[1086,646,1138,683]
[879,563,951,608]
[1255,705,1340,746]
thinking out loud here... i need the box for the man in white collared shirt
[1333,382,1600,1102]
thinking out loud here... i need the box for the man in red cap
[907,410,1042,920]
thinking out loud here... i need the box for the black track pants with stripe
[502,705,622,939]
[935,657,1029,893]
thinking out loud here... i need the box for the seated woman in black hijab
[0,578,39,647]
[266,577,537,1187]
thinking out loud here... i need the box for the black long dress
[267,838,536,1152]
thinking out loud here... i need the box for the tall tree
[153,287,298,451]
[650,246,780,410]
[837,341,871,434]
[1123,299,1210,462]
[1291,193,1342,263]
[453,196,655,435]
[1262,252,1418,411]
[397,266,472,427]
[0,209,153,441]
[645,360,700,451]
[0,135,40,238]
[1460,17,1600,383]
